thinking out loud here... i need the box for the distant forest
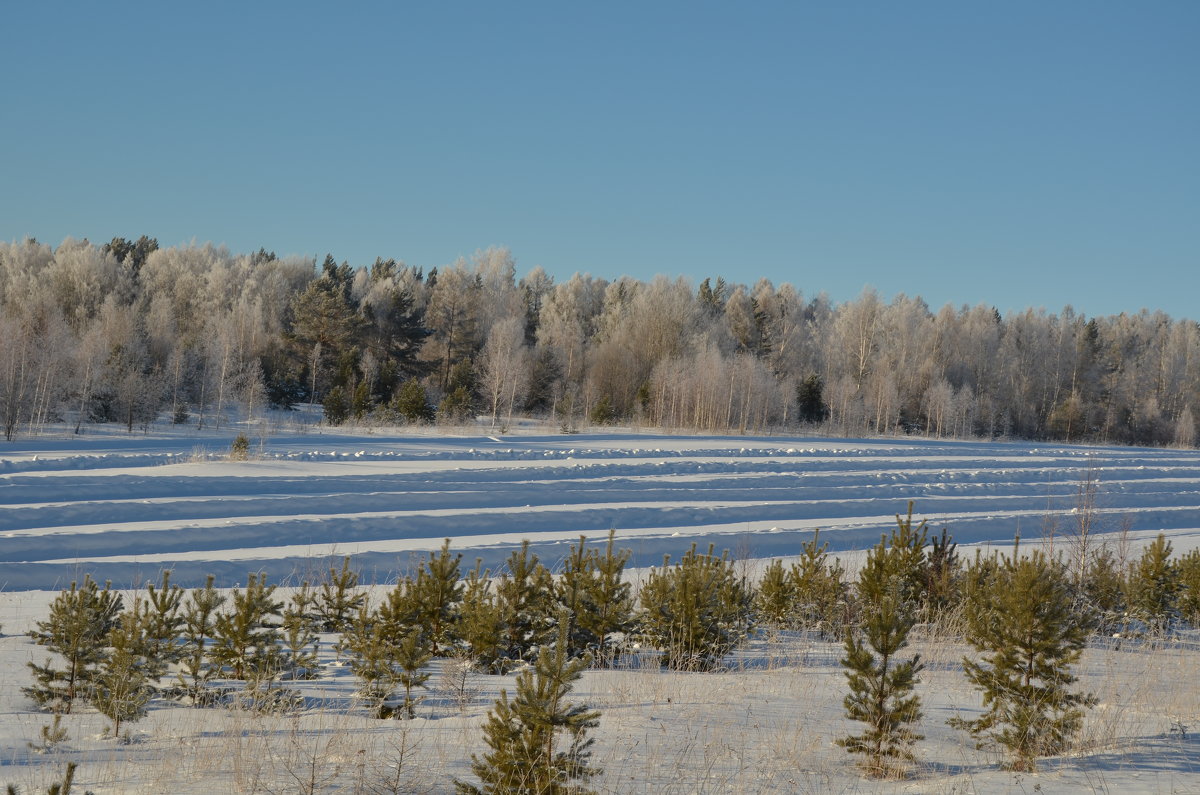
[0,236,1196,447]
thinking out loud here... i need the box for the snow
[1,423,1199,792]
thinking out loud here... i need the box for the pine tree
[25,576,123,713]
[556,535,596,658]
[1178,549,1200,628]
[923,527,960,621]
[177,574,225,705]
[639,543,754,671]
[1125,533,1179,632]
[456,618,601,795]
[279,582,320,680]
[209,573,283,686]
[345,603,401,717]
[1081,546,1126,632]
[756,558,795,628]
[393,629,432,719]
[412,539,464,654]
[495,540,558,667]
[577,530,634,665]
[316,556,365,633]
[951,548,1095,772]
[91,599,154,738]
[884,502,930,611]
[140,571,185,685]
[789,530,848,637]
[459,560,506,673]
[837,531,924,778]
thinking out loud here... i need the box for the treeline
[18,518,1200,782]
[1,236,1197,445]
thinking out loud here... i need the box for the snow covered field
[4,424,1200,592]
[2,424,1199,792]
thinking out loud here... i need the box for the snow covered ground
[2,423,1199,792]
[3,423,1200,591]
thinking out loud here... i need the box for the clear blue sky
[3,1,1196,319]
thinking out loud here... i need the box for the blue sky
[3,1,1196,319]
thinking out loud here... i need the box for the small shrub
[229,434,250,461]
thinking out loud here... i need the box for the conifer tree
[1178,549,1200,628]
[279,582,321,680]
[577,530,634,664]
[884,502,930,610]
[317,556,366,633]
[377,576,421,640]
[412,539,464,654]
[459,560,506,672]
[456,618,601,795]
[177,574,225,705]
[345,603,401,717]
[788,529,848,636]
[393,629,432,719]
[25,575,123,713]
[756,558,795,628]
[140,571,185,685]
[557,535,596,657]
[209,573,283,686]
[1125,533,1179,631]
[495,540,558,667]
[837,529,924,778]
[639,543,754,671]
[91,599,154,737]
[951,548,1094,772]
[1082,546,1126,632]
[922,527,960,621]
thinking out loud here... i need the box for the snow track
[2,429,1199,589]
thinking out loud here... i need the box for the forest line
[1,236,1196,446]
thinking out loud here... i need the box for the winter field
[2,420,1200,792]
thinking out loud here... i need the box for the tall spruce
[456,618,601,795]
[951,547,1095,772]
[837,524,924,778]
[25,575,123,713]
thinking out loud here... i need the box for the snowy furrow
[2,430,1200,590]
